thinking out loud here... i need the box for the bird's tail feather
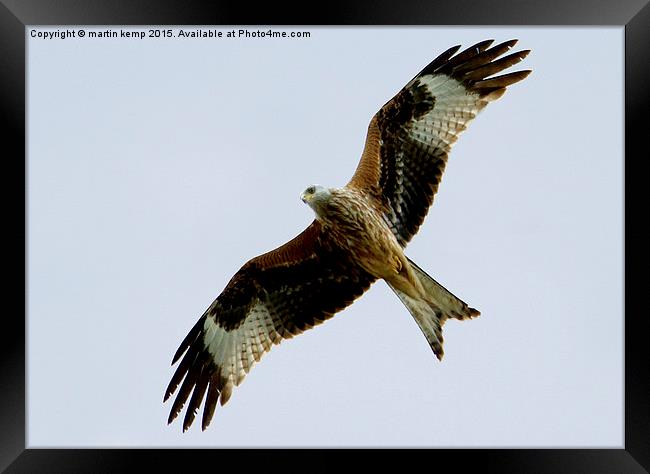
[387,257,480,360]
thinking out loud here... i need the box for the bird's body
[165,38,532,431]
[307,186,410,287]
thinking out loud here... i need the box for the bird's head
[300,184,332,216]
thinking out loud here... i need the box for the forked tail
[387,257,480,360]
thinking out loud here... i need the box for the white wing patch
[202,302,280,404]
[408,74,489,152]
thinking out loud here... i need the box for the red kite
[165,39,531,431]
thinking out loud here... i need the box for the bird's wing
[347,39,531,246]
[164,220,376,431]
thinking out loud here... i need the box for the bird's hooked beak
[300,192,309,204]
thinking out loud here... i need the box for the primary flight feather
[164,38,531,431]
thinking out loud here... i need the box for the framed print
[4,0,647,471]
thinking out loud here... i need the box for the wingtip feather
[201,374,221,430]
[167,408,180,425]
[171,315,206,365]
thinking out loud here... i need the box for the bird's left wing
[347,39,531,247]
[164,220,376,431]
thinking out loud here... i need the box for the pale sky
[27,26,623,447]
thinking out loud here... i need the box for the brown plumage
[165,38,531,431]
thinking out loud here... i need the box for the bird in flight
[164,38,531,431]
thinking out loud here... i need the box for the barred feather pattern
[164,223,376,431]
[348,39,531,246]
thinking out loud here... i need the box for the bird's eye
[307,186,315,194]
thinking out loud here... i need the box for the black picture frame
[4,1,647,471]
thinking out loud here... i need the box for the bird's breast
[320,189,405,279]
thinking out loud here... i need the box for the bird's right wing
[164,220,376,431]
[347,39,531,247]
